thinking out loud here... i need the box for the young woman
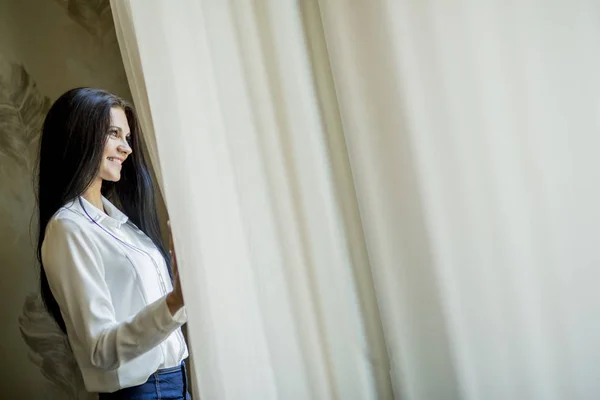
[36,87,190,399]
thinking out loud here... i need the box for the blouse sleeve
[41,217,185,371]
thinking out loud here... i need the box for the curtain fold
[319,1,600,399]
[110,1,164,190]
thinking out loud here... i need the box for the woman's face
[99,107,132,182]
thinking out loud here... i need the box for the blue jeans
[98,362,191,399]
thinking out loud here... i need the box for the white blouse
[41,196,189,393]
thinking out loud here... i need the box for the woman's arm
[42,217,185,371]
[166,220,184,316]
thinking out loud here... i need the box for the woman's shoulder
[45,199,96,239]
[42,202,103,263]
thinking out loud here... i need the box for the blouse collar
[65,195,129,229]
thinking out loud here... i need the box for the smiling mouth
[107,157,123,165]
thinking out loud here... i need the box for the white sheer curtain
[111,1,390,399]
[112,1,600,399]
[319,1,600,399]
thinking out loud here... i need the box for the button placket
[101,223,187,363]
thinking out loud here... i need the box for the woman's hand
[166,220,184,316]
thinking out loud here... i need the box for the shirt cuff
[171,305,188,324]
[155,296,187,333]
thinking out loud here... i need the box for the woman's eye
[126,135,132,143]
[109,130,119,137]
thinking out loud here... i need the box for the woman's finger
[167,220,179,282]
[167,220,174,249]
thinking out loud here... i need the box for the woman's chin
[104,174,121,182]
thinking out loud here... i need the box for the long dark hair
[36,87,171,333]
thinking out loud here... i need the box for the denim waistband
[156,362,185,375]
[98,361,190,399]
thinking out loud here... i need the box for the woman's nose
[118,141,132,155]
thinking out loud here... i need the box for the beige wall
[0,0,131,397]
